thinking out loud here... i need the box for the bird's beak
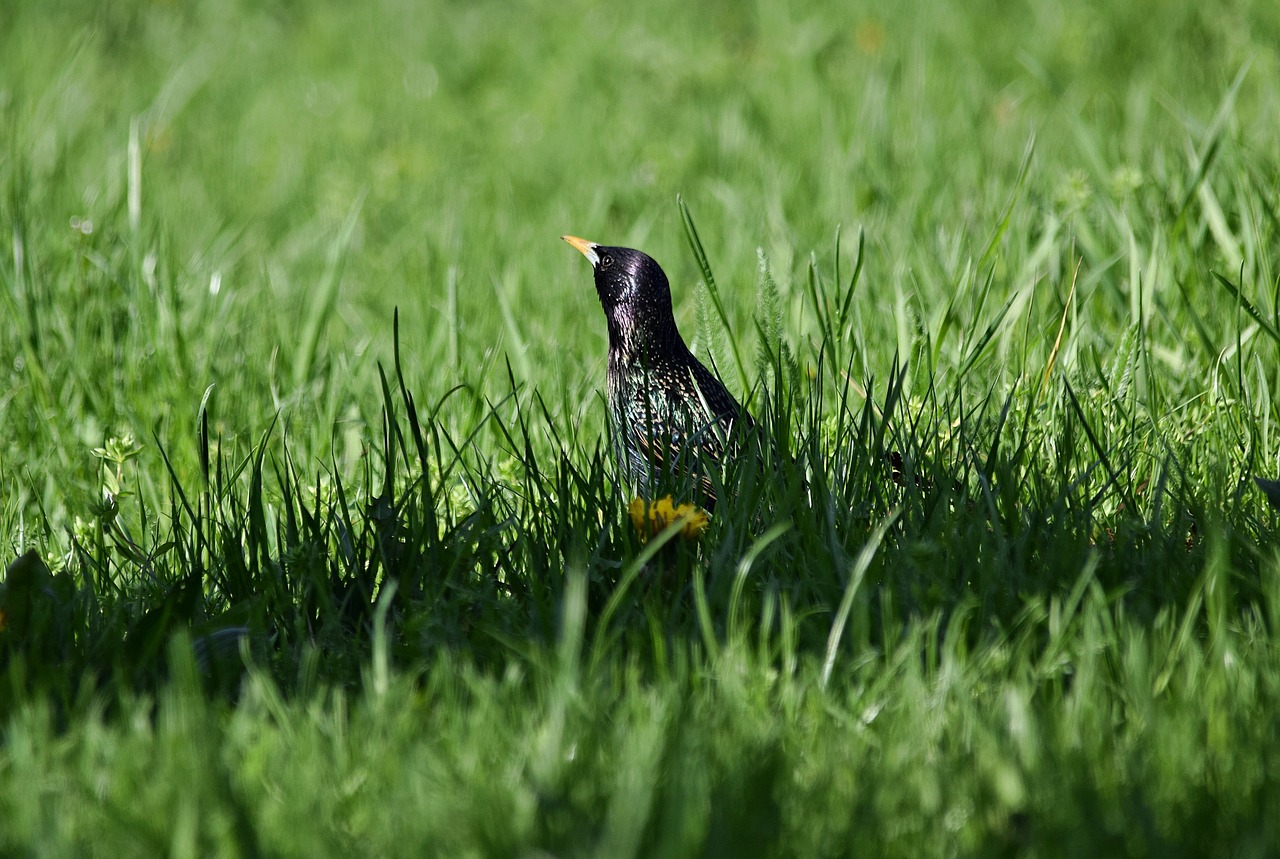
[562,235,600,266]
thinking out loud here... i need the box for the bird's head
[562,236,678,355]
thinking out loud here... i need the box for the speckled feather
[564,238,752,508]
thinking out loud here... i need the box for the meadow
[2,0,1280,854]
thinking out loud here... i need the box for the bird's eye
[599,253,614,270]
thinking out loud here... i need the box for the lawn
[2,0,1280,855]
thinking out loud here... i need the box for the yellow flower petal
[627,495,709,542]
[628,497,648,536]
[678,507,710,540]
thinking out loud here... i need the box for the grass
[2,0,1280,854]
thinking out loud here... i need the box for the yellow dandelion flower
[627,496,649,535]
[628,495,710,542]
[673,502,710,540]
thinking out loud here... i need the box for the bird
[563,235,753,509]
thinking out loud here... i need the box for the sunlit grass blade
[293,194,365,388]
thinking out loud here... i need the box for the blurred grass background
[3,0,1280,855]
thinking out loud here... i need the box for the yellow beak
[561,235,600,266]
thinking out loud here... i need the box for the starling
[563,235,753,508]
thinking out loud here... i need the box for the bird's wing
[687,360,745,417]
[617,385,698,471]
[619,365,752,507]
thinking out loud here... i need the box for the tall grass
[2,0,1280,854]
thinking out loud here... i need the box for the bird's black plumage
[563,236,753,508]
